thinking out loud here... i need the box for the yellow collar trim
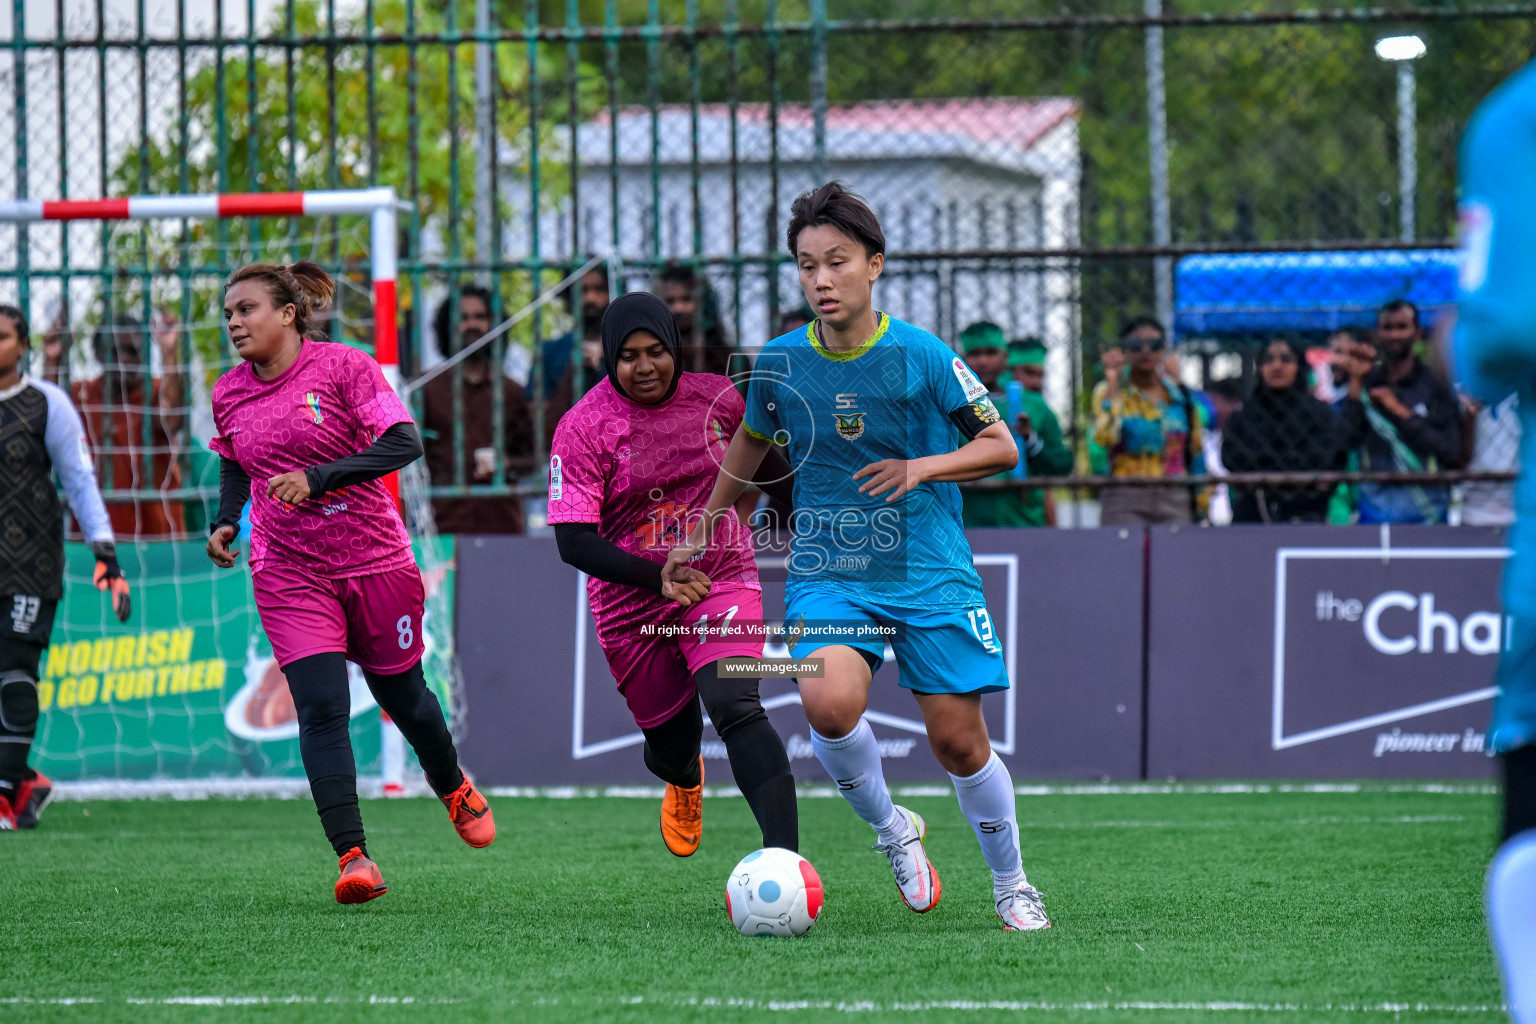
[807,312,889,362]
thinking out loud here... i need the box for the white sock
[810,719,901,837]
[950,751,1025,893]
[1489,829,1536,1024]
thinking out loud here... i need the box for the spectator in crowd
[1009,337,1045,393]
[1007,337,1072,526]
[421,285,536,535]
[1460,391,1520,527]
[658,262,735,377]
[38,313,71,387]
[532,262,609,436]
[1338,299,1461,524]
[73,313,186,538]
[778,306,814,338]
[1202,377,1245,526]
[1092,315,1206,526]
[1165,345,1216,430]
[1222,337,1342,523]
[955,323,1071,527]
[1324,327,1372,523]
[1323,328,1369,405]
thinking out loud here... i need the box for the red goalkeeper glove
[90,542,132,622]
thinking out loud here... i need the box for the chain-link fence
[0,1,1529,530]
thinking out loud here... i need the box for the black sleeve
[1304,399,1345,471]
[1396,377,1464,468]
[304,422,424,497]
[213,458,252,535]
[1219,410,1257,474]
[751,443,795,510]
[1339,396,1369,451]
[553,522,664,593]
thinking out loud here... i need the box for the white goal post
[0,187,402,387]
[0,187,433,797]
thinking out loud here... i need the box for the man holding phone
[1337,299,1461,524]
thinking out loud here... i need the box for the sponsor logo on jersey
[636,499,690,550]
[317,485,351,516]
[834,412,866,440]
[952,357,989,403]
[971,400,1001,426]
[1459,199,1492,294]
[303,392,324,425]
[549,454,563,501]
[711,418,729,448]
[784,615,807,653]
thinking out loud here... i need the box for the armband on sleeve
[948,399,1002,441]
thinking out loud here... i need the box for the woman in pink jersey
[205,262,494,904]
[551,291,798,857]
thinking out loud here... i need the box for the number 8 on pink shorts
[252,562,427,674]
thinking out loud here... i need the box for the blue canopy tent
[1174,249,1459,339]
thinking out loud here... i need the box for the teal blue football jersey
[744,313,1000,609]
[1453,59,1536,754]
[1457,59,1536,619]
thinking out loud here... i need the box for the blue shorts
[783,586,1008,696]
[1493,614,1536,754]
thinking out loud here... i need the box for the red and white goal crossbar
[0,187,402,388]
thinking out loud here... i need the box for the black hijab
[600,291,682,402]
[1223,337,1342,521]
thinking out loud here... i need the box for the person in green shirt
[957,324,1073,527]
[1009,338,1074,524]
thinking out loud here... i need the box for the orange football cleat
[334,847,387,904]
[660,757,703,857]
[441,776,495,848]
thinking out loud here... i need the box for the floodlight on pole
[1374,35,1427,62]
[1375,35,1426,241]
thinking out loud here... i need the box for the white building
[504,97,1081,414]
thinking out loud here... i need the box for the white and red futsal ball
[725,847,824,937]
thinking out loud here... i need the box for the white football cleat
[872,805,942,913]
[996,883,1051,931]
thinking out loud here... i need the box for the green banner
[31,537,455,781]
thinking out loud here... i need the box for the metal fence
[0,1,1530,532]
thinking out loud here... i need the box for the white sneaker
[996,883,1051,931]
[872,805,942,913]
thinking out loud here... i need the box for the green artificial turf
[0,785,1506,1023]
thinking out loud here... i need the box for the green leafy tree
[108,0,600,365]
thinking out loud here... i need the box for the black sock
[0,739,28,797]
[641,699,703,788]
[694,662,798,851]
[364,662,464,797]
[729,721,800,852]
[284,653,365,857]
[1504,744,1536,843]
[311,774,366,858]
[0,639,44,797]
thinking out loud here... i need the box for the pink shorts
[252,562,426,674]
[600,587,765,729]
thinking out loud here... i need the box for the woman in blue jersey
[664,182,1049,931]
[1454,60,1536,1019]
